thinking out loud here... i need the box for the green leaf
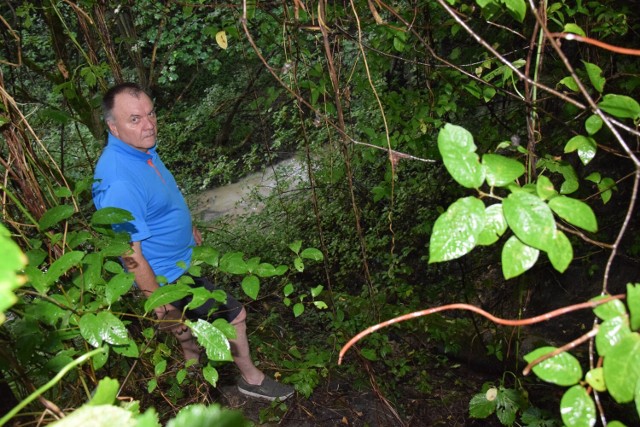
[112,339,139,358]
[585,367,606,392]
[79,312,129,347]
[300,247,323,261]
[582,61,605,93]
[564,135,597,165]
[241,275,259,300]
[283,283,294,297]
[501,0,526,22]
[202,366,220,387]
[585,115,603,135]
[105,273,135,305]
[437,124,485,189]
[547,230,573,273]
[501,236,539,279]
[603,333,640,403]
[293,303,304,317]
[477,204,507,246]
[469,391,497,418]
[596,315,631,356]
[212,318,236,340]
[219,252,248,275]
[294,257,304,272]
[628,283,640,331]
[495,387,521,426]
[189,319,233,362]
[598,177,616,204]
[429,197,486,263]
[563,23,586,37]
[313,301,328,310]
[548,196,598,232]
[536,175,557,201]
[593,296,627,321]
[503,191,556,250]
[44,251,85,286]
[49,404,136,427]
[144,284,192,313]
[596,316,631,357]
[482,154,525,187]
[166,404,250,427]
[155,359,167,376]
[311,285,323,298]
[255,262,287,277]
[598,94,640,120]
[560,385,596,427]
[524,346,582,386]
[288,240,302,255]
[91,207,134,225]
[38,205,75,231]
[87,377,119,406]
[559,76,579,92]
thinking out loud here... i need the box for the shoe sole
[237,386,293,401]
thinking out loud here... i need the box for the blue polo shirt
[93,133,194,283]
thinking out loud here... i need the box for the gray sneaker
[237,376,295,401]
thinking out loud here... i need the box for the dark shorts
[171,275,243,323]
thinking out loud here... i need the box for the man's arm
[122,241,179,321]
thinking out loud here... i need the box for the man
[92,82,294,401]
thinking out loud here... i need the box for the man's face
[107,92,157,151]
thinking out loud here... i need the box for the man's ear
[106,120,118,136]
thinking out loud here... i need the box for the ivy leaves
[430,124,598,279]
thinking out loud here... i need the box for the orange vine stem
[550,33,640,56]
[338,294,625,365]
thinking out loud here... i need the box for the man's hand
[157,308,190,338]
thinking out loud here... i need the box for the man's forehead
[114,92,154,112]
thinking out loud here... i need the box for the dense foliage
[1,0,639,426]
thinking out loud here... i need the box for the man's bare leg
[229,307,265,385]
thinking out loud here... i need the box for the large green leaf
[144,284,192,313]
[189,319,233,362]
[524,346,582,386]
[105,273,135,305]
[48,404,136,427]
[482,154,525,187]
[603,333,640,403]
[166,404,249,427]
[560,385,596,427]
[503,191,556,250]
[477,203,507,246]
[501,236,539,279]
[429,197,486,263]
[38,205,75,231]
[219,252,248,275]
[596,316,631,357]
[79,312,129,348]
[547,230,573,273]
[598,94,640,120]
[548,196,598,232]
[90,207,134,225]
[437,124,485,189]
[44,251,85,287]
